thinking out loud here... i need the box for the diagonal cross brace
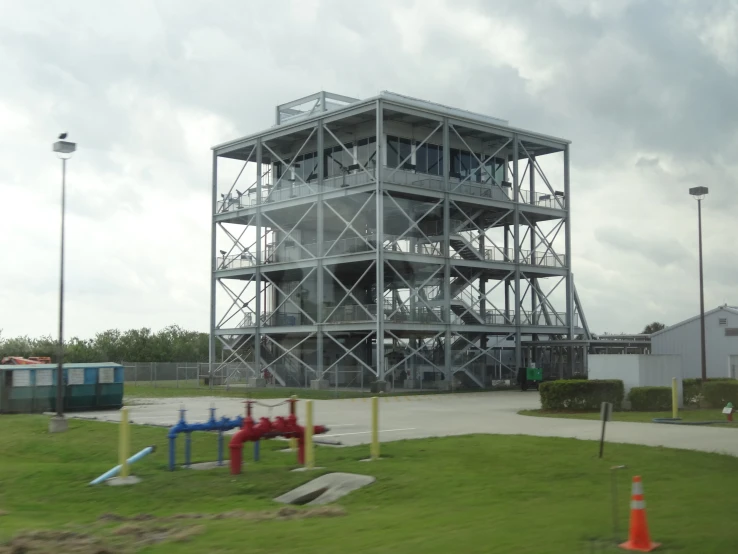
[323,262,377,322]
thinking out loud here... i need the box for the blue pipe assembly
[167,407,244,470]
[89,446,156,485]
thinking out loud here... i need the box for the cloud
[0,0,736,339]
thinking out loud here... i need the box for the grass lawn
[519,408,738,428]
[2,416,738,553]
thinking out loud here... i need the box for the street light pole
[689,186,709,382]
[57,156,67,418]
[50,135,76,434]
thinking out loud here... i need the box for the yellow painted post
[289,395,297,452]
[370,396,379,460]
[672,377,678,419]
[305,400,314,469]
[119,407,130,478]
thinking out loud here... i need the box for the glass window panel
[470,154,479,182]
[427,144,440,176]
[450,148,461,178]
[459,151,471,180]
[415,143,428,174]
[386,135,400,168]
[399,138,411,167]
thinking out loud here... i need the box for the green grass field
[519,408,738,428]
[1,416,737,553]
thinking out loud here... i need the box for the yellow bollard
[370,396,380,460]
[119,407,130,478]
[305,400,314,470]
[672,377,678,419]
[289,395,297,452]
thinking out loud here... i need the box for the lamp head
[53,139,76,159]
[689,186,708,200]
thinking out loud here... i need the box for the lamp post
[49,134,76,434]
[689,186,708,382]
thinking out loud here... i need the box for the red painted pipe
[228,415,328,475]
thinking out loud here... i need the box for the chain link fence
[122,361,517,393]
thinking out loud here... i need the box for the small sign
[12,370,31,387]
[98,367,114,383]
[36,369,53,386]
[600,401,613,422]
[68,368,85,385]
[723,406,734,415]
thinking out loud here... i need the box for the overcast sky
[1,0,736,339]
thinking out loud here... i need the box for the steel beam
[209,151,218,379]
[254,140,262,376]
[443,117,452,386]
[513,136,522,376]
[376,99,385,382]
[564,144,574,375]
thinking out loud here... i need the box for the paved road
[71,392,738,457]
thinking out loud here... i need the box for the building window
[386,136,400,168]
[357,136,376,169]
[725,328,738,337]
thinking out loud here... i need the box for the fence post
[152,362,156,388]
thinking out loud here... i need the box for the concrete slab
[106,476,141,486]
[71,392,738,458]
[183,461,230,470]
[275,472,375,505]
[48,416,68,434]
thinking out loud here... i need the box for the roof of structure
[650,305,738,337]
[213,90,570,153]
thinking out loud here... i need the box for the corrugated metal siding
[652,309,738,378]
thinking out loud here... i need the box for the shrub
[701,380,738,408]
[628,387,672,411]
[683,379,703,407]
[539,379,624,411]
[683,378,734,406]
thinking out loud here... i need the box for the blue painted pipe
[253,440,260,462]
[167,409,245,471]
[90,446,156,485]
[168,437,176,471]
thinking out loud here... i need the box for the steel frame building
[209,91,587,389]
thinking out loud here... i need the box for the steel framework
[209,91,587,389]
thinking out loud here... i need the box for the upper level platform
[213,91,569,160]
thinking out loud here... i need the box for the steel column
[316,120,325,384]
[443,118,452,387]
[375,100,385,382]
[513,136,522,375]
[209,152,218,380]
[254,140,262,376]
[564,144,574,376]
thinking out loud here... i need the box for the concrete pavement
[70,391,738,457]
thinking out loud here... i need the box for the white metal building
[651,305,738,379]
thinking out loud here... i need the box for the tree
[641,322,666,334]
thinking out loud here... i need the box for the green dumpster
[526,366,543,382]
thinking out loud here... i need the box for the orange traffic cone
[620,476,660,552]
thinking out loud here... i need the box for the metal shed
[0,362,124,414]
[651,305,738,379]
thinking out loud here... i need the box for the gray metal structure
[651,305,738,379]
[209,91,587,389]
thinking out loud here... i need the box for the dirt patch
[0,522,207,554]
[0,530,117,554]
[98,505,346,524]
[0,507,345,554]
